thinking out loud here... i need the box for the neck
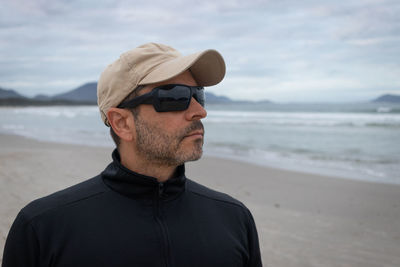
[118,146,177,183]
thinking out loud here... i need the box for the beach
[1,133,400,266]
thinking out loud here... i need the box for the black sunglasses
[118,84,205,112]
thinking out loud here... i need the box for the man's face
[132,71,207,167]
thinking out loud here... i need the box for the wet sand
[1,133,399,266]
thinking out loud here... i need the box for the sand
[1,133,399,266]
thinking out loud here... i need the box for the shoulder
[185,179,256,229]
[20,175,108,222]
[186,179,248,210]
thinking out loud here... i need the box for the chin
[175,139,203,163]
[177,148,203,164]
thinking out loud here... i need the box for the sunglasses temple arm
[118,94,153,108]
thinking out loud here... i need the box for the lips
[185,131,204,138]
[180,121,204,141]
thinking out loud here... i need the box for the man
[2,43,262,266]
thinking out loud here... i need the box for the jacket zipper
[155,182,172,267]
[159,182,164,197]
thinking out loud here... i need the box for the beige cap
[97,42,226,126]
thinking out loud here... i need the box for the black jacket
[2,150,262,267]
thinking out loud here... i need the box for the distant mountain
[0,82,241,106]
[33,94,51,101]
[50,82,233,104]
[0,83,98,106]
[0,87,25,99]
[0,98,94,106]
[372,94,400,103]
[205,92,232,103]
[52,82,97,103]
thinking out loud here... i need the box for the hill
[205,92,231,103]
[0,98,94,106]
[372,94,400,103]
[52,82,97,103]
[50,82,233,104]
[0,82,240,106]
[0,87,25,99]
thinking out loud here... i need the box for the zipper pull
[158,182,164,198]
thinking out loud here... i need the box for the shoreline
[2,130,398,186]
[1,134,400,266]
[1,103,399,185]
[203,149,399,186]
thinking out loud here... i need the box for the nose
[185,97,207,121]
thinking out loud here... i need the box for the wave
[204,143,400,183]
[206,142,397,165]
[205,111,400,128]
[6,106,99,118]
[206,102,400,114]
[1,106,399,184]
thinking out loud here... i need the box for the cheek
[161,121,182,135]
[138,107,187,133]
[156,114,186,130]
[138,105,155,115]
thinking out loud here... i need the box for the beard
[133,115,204,167]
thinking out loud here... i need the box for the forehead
[140,70,198,95]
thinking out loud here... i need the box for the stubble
[134,116,204,166]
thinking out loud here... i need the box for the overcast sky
[1,0,399,102]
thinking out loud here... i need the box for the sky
[0,0,399,102]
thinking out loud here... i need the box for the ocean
[1,102,399,184]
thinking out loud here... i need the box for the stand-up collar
[101,149,186,200]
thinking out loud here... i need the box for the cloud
[0,0,399,101]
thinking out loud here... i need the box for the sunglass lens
[193,87,205,107]
[158,86,191,111]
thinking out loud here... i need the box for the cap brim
[138,49,226,86]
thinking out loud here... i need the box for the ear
[107,108,136,142]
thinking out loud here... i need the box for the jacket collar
[101,149,186,200]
